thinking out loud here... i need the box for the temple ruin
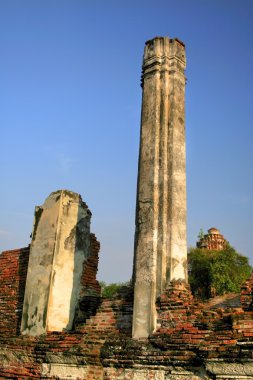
[0,36,252,379]
[197,227,228,250]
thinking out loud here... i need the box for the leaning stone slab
[21,190,91,336]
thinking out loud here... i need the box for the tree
[99,281,130,298]
[197,228,205,240]
[188,245,252,299]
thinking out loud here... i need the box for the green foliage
[197,228,205,240]
[99,281,129,298]
[188,245,252,299]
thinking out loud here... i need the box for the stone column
[132,37,187,339]
[21,190,91,336]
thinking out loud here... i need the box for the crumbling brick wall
[0,275,252,378]
[0,243,252,379]
[73,233,102,327]
[241,272,253,311]
[0,247,29,336]
[81,233,101,296]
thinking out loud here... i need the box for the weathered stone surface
[132,36,187,338]
[21,190,92,335]
[104,368,166,379]
[41,363,88,379]
[206,361,253,377]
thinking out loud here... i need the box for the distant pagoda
[197,227,228,250]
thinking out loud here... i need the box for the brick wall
[73,233,102,328]
[81,233,101,296]
[0,247,29,336]
[241,272,253,311]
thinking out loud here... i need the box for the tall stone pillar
[21,190,91,336]
[132,37,187,338]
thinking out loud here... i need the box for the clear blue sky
[1,0,253,283]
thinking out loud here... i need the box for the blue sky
[1,1,253,283]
